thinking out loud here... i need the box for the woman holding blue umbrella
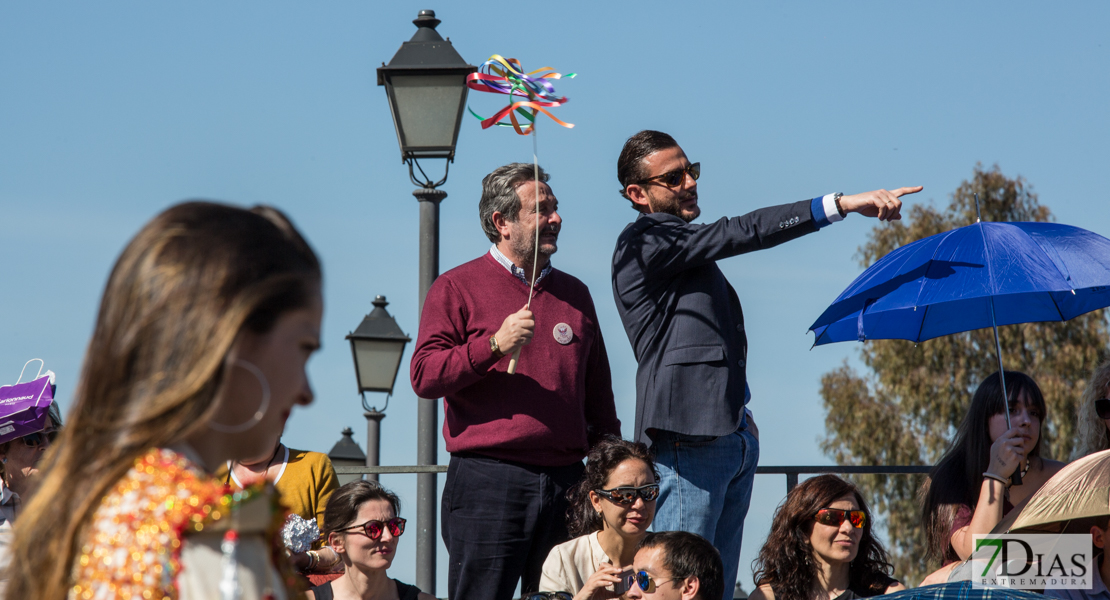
[920,371,1065,566]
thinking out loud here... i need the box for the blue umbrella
[808,217,1110,482]
[809,221,1110,346]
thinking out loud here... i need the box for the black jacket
[611,201,819,444]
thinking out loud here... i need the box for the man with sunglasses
[626,531,723,600]
[412,163,621,600]
[610,130,921,600]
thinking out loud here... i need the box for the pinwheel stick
[507,127,543,375]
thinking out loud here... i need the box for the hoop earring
[208,359,271,434]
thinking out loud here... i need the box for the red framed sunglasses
[814,508,866,529]
[338,517,406,540]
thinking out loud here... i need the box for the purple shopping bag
[0,373,54,445]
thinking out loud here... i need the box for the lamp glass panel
[390,74,465,149]
[352,339,406,392]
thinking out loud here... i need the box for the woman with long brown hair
[4,201,323,600]
[750,475,903,600]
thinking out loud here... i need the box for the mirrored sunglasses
[340,516,406,540]
[20,429,58,447]
[1095,398,1110,420]
[636,162,700,189]
[594,484,660,506]
[631,570,678,593]
[814,508,867,529]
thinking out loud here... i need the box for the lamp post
[346,295,411,483]
[327,427,367,487]
[378,9,474,596]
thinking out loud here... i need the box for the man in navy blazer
[610,130,921,600]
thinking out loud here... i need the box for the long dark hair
[752,475,895,600]
[565,436,658,537]
[6,201,321,600]
[920,370,1046,563]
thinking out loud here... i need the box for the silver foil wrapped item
[281,513,321,554]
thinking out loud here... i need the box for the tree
[819,164,1110,585]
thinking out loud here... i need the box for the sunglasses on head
[634,162,701,189]
[1095,398,1110,420]
[628,570,679,593]
[339,516,406,540]
[594,484,660,505]
[21,429,58,447]
[522,593,573,600]
[814,508,867,529]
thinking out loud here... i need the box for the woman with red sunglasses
[750,475,904,600]
[308,480,434,600]
[1074,359,1110,459]
[539,437,659,600]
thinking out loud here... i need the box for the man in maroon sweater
[411,162,621,600]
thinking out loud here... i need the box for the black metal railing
[334,464,933,492]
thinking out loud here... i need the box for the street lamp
[378,9,474,596]
[377,9,476,182]
[327,427,367,486]
[346,295,411,483]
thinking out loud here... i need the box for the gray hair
[479,163,550,243]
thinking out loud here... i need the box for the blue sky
[3,1,1109,593]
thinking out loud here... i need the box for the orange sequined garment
[69,447,274,600]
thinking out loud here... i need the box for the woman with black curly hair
[540,437,658,600]
[750,475,904,600]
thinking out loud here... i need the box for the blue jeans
[650,428,759,600]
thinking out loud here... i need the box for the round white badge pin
[553,323,573,345]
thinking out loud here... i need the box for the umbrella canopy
[882,581,1049,600]
[994,448,1110,534]
[809,222,1110,346]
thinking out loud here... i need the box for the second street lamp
[346,295,411,483]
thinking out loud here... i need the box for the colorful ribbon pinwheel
[465,55,575,135]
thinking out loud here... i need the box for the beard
[510,224,559,261]
[648,189,700,223]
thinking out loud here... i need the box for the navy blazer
[611,200,821,444]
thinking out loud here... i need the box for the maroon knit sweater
[410,253,621,466]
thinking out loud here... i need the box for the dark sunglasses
[635,162,700,189]
[521,593,573,600]
[339,516,406,540]
[629,570,679,593]
[21,429,58,447]
[1096,398,1110,420]
[814,508,867,529]
[594,484,660,505]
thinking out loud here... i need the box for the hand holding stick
[497,306,533,374]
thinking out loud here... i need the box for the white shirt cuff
[822,193,845,223]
